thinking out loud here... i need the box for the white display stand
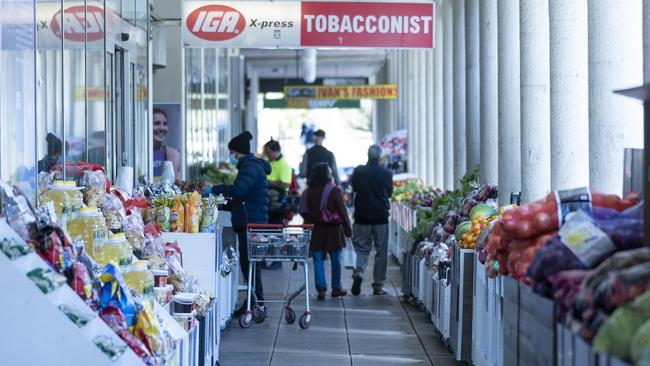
[162,232,218,299]
[0,221,146,366]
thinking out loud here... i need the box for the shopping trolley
[239,224,314,329]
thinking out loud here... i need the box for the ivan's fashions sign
[182,1,435,48]
[284,84,398,100]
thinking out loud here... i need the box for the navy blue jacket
[213,154,272,227]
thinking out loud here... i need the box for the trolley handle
[247,224,314,229]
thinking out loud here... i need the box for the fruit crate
[518,283,557,366]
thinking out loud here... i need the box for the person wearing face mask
[152,108,181,179]
[209,131,272,316]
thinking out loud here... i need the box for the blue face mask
[229,153,239,166]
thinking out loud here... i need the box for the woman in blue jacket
[211,131,271,316]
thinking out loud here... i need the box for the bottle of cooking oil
[65,180,84,219]
[123,260,155,308]
[94,233,132,270]
[40,180,72,223]
[67,206,108,258]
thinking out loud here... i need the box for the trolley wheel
[253,307,265,324]
[239,312,252,328]
[299,313,311,329]
[285,307,296,324]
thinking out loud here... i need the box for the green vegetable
[470,203,498,221]
[455,221,473,240]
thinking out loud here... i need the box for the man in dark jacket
[350,144,393,296]
[211,131,271,315]
[299,129,340,185]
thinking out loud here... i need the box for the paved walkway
[218,256,461,366]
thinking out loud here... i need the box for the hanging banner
[182,1,435,49]
[284,84,398,100]
[264,98,361,109]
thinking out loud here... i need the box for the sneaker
[351,277,362,296]
[373,288,389,296]
[332,288,348,297]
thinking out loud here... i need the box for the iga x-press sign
[182,1,435,49]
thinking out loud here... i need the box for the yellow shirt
[268,156,293,184]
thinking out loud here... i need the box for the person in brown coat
[301,162,352,300]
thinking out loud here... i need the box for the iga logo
[51,5,105,42]
[186,4,246,41]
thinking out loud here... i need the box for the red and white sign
[182,1,435,49]
[301,2,434,48]
[50,5,105,42]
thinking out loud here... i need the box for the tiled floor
[217,257,462,366]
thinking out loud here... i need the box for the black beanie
[228,131,253,154]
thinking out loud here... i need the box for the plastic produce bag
[592,261,650,314]
[69,262,99,310]
[99,263,136,326]
[99,306,154,364]
[134,303,166,357]
[154,197,172,232]
[549,270,588,317]
[185,192,202,233]
[101,194,126,232]
[593,290,650,360]
[0,182,38,241]
[83,170,107,207]
[170,196,185,232]
[123,211,145,257]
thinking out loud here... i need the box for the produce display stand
[0,220,185,366]
[162,231,220,366]
[472,258,490,366]
[432,264,452,346]
[449,246,475,362]
[556,322,633,366]
[216,210,240,331]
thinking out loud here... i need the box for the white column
[645,0,650,82]
[418,51,428,181]
[453,0,467,187]
[443,0,455,190]
[434,4,445,189]
[520,0,551,203]
[498,0,521,206]
[479,0,498,185]
[465,0,480,172]
[426,50,435,185]
[407,51,413,175]
[409,51,417,175]
[549,0,589,191]
[589,0,643,195]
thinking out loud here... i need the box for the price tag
[559,211,616,267]
[555,187,592,226]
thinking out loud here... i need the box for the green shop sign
[263,98,361,109]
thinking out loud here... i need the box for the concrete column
[418,50,429,181]
[520,0,551,203]
[425,50,436,185]
[443,0,455,190]
[498,0,522,206]
[479,0,498,185]
[434,3,445,189]
[589,0,643,195]
[645,0,650,82]
[549,0,589,191]
[453,0,467,187]
[465,0,480,172]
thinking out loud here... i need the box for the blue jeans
[312,249,342,290]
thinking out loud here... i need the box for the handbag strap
[319,182,335,211]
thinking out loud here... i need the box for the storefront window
[86,0,107,168]
[217,49,230,161]
[35,0,64,178]
[0,0,38,202]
